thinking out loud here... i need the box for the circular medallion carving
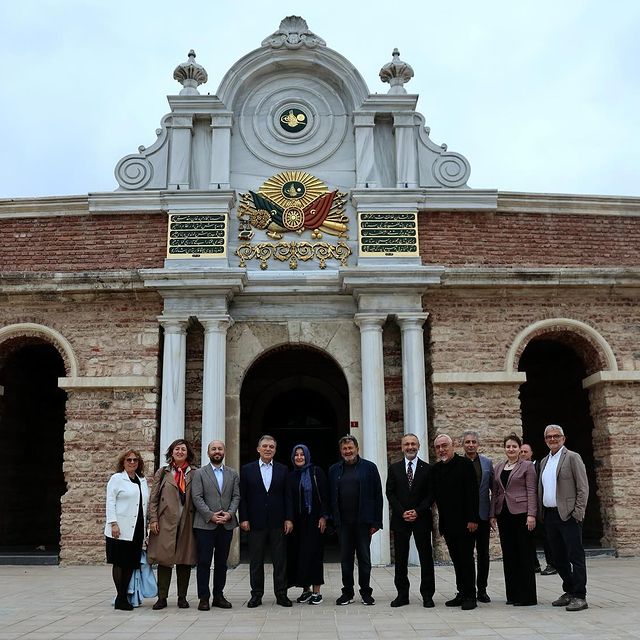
[281,180,306,200]
[237,75,348,168]
[282,207,305,230]
[279,108,307,133]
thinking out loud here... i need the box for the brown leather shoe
[212,594,232,609]
[177,597,189,609]
[152,597,167,610]
[198,598,210,611]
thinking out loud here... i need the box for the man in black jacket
[239,435,294,608]
[386,433,435,608]
[432,433,480,610]
[328,435,383,606]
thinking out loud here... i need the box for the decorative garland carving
[235,240,351,270]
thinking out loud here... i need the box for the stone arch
[217,45,370,112]
[0,323,79,377]
[505,318,617,376]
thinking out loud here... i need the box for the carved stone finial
[173,49,208,95]
[379,48,414,94]
[261,16,326,49]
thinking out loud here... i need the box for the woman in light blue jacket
[105,449,149,610]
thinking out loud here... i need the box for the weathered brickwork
[0,291,163,377]
[0,213,167,272]
[185,324,204,461]
[61,387,159,564]
[588,382,640,555]
[0,289,163,562]
[420,211,640,267]
[383,322,404,464]
[425,287,640,373]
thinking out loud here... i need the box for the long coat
[147,465,197,567]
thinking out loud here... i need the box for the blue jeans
[338,523,372,597]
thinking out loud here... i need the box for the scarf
[171,462,189,505]
[291,443,313,514]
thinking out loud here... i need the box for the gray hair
[434,433,453,445]
[402,433,420,445]
[544,424,565,437]
[258,434,277,447]
[461,430,479,442]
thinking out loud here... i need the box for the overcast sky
[1,1,638,199]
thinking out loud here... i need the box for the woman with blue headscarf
[287,443,329,605]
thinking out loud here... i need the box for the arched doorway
[518,338,603,545]
[0,339,67,557]
[240,345,349,473]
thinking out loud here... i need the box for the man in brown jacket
[538,424,589,612]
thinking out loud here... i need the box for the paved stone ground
[1,557,639,639]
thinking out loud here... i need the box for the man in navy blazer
[462,431,494,603]
[386,433,435,608]
[239,435,294,608]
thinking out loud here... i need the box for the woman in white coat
[105,449,149,610]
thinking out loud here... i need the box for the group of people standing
[104,424,589,613]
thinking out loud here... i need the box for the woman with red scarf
[148,439,198,609]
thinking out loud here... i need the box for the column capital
[396,312,429,329]
[200,315,233,333]
[354,313,387,330]
[158,317,189,333]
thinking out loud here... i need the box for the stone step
[0,550,59,565]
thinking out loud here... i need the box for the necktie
[407,460,413,489]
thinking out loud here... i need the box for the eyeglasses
[125,457,139,462]
[544,435,562,441]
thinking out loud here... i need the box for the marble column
[353,112,377,188]
[397,312,429,565]
[159,319,188,459]
[396,313,429,446]
[354,313,390,566]
[200,316,232,466]
[209,112,233,189]
[393,112,418,188]
[168,115,194,190]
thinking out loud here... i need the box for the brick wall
[0,214,167,272]
[420,212,640,266]
[0,290,163,562]
[425,287,640,373]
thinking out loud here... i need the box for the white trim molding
[582,371,640,389]
[432,371,526,385]
[58,376,159,389]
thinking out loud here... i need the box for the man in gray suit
[192,440,240,611]
[462,431,494,603]
[539,424,589,612]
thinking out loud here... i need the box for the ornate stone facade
[1,17,639,563]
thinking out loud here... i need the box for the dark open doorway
[0,340,67,558]
[518,338,603,545]
[240,345,349,473]
[239,346,349,561]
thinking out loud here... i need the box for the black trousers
[393,528,435,600]
[338,523,373,597]
[497,509,537,604]
[443,529,476,600]
[544,508,587,599]
[194,527,233,599]
[470,519,490,593]
[248,527,287,598]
